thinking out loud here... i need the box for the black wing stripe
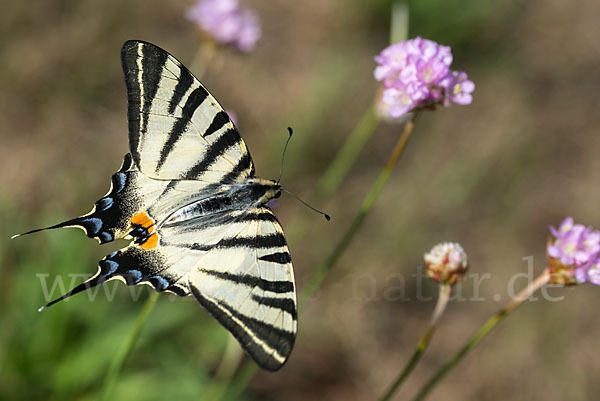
[258,252,292,264]
[156,87,209,172]
[180,232,286,250]
[203,111,230,137]
[251,294,297,319]
[121,43,142,165]
[219,152,254,183]
[218,233,287,249]
[168,67,194,115]
[201,152,255,194]
[182,128,242,179]
[141,44,168,136]
[199,269,294,293]
[190,285,293,371]
[236,211,279,223]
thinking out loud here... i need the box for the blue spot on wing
[96,197,114,211]
[98,232,113,243]
[126,270,142,283]
[112,173,127,193]
[80,217,103,236]
[151,275,170,290]
[102,260,119,276]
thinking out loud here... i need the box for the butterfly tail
[37,268,108,312]
[36,250,127,311]
[11,216,100,240]
[11,154,143,244]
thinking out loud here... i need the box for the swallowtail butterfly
[15,40,297,371]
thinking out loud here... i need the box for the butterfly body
[165,178,282,225]
[15,41,296,371]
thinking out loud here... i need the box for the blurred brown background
[2,0,600,400]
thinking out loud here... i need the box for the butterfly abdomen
[164,179,281,225]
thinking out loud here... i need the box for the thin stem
[378,284,451,401]
[411,269,551,401]
[299,115,417,310]
[99,291,159,401]
[199,334,244,401]
[316,106,380,201]
[286,106,380,246]
[189,40,216,78]
[221,362,259,401]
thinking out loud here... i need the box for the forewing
[121,40,255,184]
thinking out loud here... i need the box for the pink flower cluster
[186,0,261,52]
[374,37,475,118]
[548,217,600,285]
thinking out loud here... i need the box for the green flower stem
[99,291,159,401]
[316,106,380,201]
[378,284,451,401]
[286,106,380,246]
[299,115,417,310]
[411,269,551,401]
[222,361,259,401]
[198,334,244,401]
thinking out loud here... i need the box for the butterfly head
[249,178,282,205]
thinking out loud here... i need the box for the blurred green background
[2,0,600,400]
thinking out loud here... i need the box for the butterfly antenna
[277,127,294,184]
[283,189,330,221]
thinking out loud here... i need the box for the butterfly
[14,40,297,371]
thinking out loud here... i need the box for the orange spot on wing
[131,211,155,231]
[140,233,159,249]
[131,211,151,226]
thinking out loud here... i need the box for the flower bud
[424,242,468,285]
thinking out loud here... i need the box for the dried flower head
[424,242,468,285]
[547,217,600,285]
[186,0,261,52]
[374,37,474,118]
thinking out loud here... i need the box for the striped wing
[188,207,297,371]
[40,206,297,370]
[121,40,255,183]
[13,153,218,245]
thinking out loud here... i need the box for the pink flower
[547,217,600,285]
[548,217,600,266]
[374,37,474,118]
[575,260,600,285]
[186,0,261,52]
[441,71,475,106]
